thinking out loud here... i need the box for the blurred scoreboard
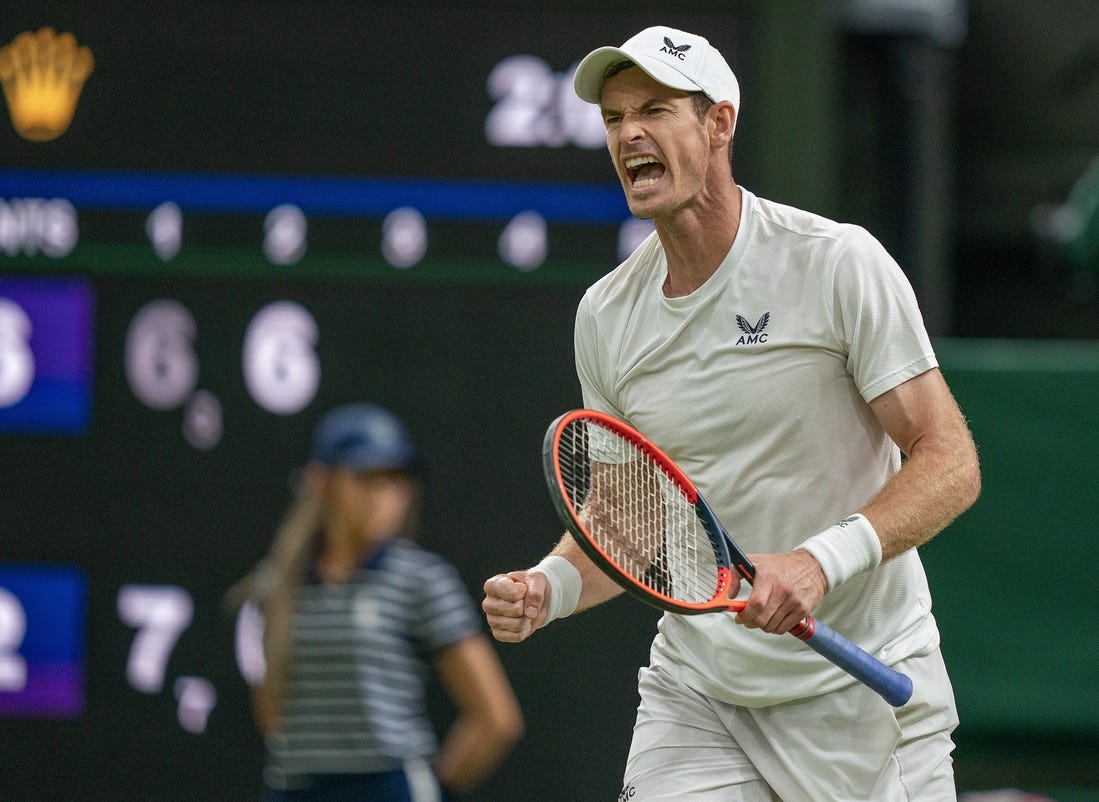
[0,276,92,432]
[0,565,85,718]
[0,4,745,801]
[0,1,702,276]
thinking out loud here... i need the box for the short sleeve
[828,226,937,402]
[575,293,627,416]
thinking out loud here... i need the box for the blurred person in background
[232,402,523,801]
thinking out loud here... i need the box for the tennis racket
[542,408,913,707]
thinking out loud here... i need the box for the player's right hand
[482,570,550,643]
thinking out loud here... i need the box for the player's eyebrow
[600,97,666,118]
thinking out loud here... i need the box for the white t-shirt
[574,187,941,707]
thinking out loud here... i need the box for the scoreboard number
[485,55,605,149]
[0,299,35,408]
[242,301,320,416]
[117,584,194,695]
[0,588,28,692]
[124,299,199,411]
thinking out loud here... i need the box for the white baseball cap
[573,25,740,113]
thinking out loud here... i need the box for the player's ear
[708,101,736,150]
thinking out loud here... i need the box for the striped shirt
[264,538,483,790]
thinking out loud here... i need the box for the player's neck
[657,182,741,298]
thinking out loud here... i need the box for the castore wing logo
[660,37,692,60]
[735,312,770,345]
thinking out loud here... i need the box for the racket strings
[558,420,722,604]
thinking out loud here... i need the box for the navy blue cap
[309,403,420,474]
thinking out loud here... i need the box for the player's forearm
[856,369,982,563]
[549,534,623,611]
[861,431,981,561]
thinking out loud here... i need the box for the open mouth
[625,155,666,189]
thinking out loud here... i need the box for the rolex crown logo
[0,27,94,142]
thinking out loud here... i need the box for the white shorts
[621,648,959,802]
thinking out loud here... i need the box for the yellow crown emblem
[0,27,94,142]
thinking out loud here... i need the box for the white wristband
[529,555,582,625]
[796,514,882,590]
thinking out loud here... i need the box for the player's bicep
[868,368,974,459]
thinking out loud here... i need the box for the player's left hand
[735,550,827,634]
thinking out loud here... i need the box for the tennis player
[482,25,980,801]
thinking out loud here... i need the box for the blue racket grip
[796,616,913,707]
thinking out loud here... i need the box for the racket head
[542,409,741,614]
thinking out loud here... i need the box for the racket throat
[715,566,738,600]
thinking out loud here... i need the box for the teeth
[625,156,659,169]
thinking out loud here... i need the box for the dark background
[2,2,1098,801]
